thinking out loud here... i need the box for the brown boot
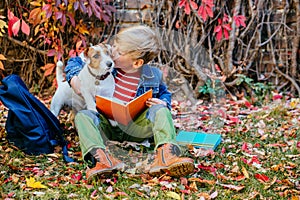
[149,143,194,177]
[86,148,125,181]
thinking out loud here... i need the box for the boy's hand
[70,76,82,95]
[146,98,167,107]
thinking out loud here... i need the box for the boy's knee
[75,110,100,126]
[147,104,169,122]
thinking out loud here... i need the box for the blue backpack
[0,74,73,162]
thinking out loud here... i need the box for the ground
[0,93,300,199]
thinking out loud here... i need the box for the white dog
[50,44,115,116]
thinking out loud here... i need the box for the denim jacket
[65,57,172,110]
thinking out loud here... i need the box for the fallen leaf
[166,191,181,200]
[196,192,211,199]
[26,177,47,189]
[241,166,249,178]
[210,190,218,199]
[291,195,300,200]
[264,176,277,190]
[188,177,216,185]
[217,183,245,191]
[254,173,270,183]
[106,185,113,193]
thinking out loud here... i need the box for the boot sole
[149,161,194,177]
[87,162,125,182]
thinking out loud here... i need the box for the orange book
[96,89,153,125]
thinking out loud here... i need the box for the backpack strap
[49,139,74,163]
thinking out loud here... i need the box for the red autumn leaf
[42,4,52,19]
[7,9,15,20]
[178,0,186,7]
[7,192,15,198]
[197,164,217,176]
[12,19,20,36]
[180,189,191,194]
[223,28,230,39]
[233,175,246,181]
[272,94,283,100]
[215,29,223,41]
[198,6,205,20]
[68,49,76,57]
[223,24,232,39]
[214,16,232,41]
[71,172,82,182]
[250,156,260,164]
[221,147,226,154]
[241,157,249,164]
[47,49,57,57]
[21,20,30,36]
[61,13,67,26]
[254,143,260,148]
[197,0,214,21]
[223,23,232,31]
[233,15,246,27]
[241,142,250,153]
[178,0,198,15]
[203,0,214,8]
[57,51,63,61]
[255,173,270,182]
[214,25,222,41]
[223,14,229,23]
[215,64,221,72]
[228,115,239,123]
[241,156,260,165]
[244,101,252,108]
[8,13,19,37]
[55,11,63,19]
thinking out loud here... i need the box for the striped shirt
[113,69,141,103]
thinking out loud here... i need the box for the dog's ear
[99,43,112,55]
[84,47,91,58]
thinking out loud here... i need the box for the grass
[0,98,300,199]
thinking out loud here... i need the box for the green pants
[74,105,178,159]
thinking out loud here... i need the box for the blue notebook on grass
[176,131,222,150]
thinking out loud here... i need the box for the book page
[126,89,153,122]
[96,89,153,125]
[96,96,126,122]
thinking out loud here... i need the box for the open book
[176,130,222,150]
[96,89,153,125]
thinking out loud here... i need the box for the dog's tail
[56,60,65,84]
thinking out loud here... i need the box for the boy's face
[111,43,143,73]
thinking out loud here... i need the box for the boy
[65,25,194,181]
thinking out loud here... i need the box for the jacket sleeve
[64,56,85,85]
[151,68,172,110]
[158,78,172,110]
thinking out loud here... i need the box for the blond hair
[114,25,160,63]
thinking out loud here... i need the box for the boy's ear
[133,59,144,69]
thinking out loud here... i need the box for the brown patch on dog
[85,47,102,69]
